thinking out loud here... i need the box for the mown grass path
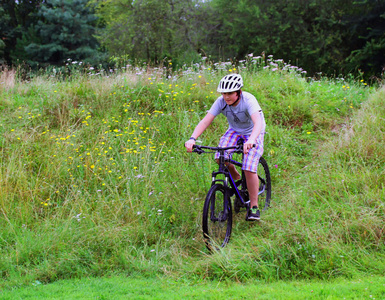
[1,275,385,299]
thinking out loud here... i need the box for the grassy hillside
[0,59,384,288]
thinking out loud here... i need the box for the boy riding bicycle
[185,73,266,221]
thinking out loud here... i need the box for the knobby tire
[202,183,232,251]
[258,156,272,211]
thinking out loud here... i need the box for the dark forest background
[1,0,384,78]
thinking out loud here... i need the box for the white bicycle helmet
[217,73,243,93]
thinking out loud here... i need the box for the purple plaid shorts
[215,128,264,173]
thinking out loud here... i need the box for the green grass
[0,58,384,294]
[1,275,385,299]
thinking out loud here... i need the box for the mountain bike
[193,139,271,251]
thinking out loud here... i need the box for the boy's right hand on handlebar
[185,139,196,153]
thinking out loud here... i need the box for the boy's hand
[243,140,254,154]
[185,139,196,153]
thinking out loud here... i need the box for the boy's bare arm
[185,113,215,152]
[244,112,263,154]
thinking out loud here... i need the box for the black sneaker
[247,206,260,221]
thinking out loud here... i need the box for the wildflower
[73,213,85,222]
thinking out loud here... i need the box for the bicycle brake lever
[193,147,204,154]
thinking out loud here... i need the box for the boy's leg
[244,170,259,208]
[227,163,241,181]
[242,132,264,220]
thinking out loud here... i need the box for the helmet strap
[230,90,241,106]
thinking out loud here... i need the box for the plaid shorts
[215,128,264,173]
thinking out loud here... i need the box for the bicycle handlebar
[192,143,256,154]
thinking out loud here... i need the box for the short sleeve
[208,96,225,116]
[245,93,262,116]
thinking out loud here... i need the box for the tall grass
[0,58,383,288]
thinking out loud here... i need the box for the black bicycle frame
[211,149,248,207]
[193,141,263,209]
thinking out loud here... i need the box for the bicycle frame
[195,143,267,209]
[195,145,250,208]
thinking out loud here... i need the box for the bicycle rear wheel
[202,183,232,251]
[257,156,272,211]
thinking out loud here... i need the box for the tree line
[1,0,384,78]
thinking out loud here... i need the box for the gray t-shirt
[208,91,266,135]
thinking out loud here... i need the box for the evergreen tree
[0,0,42,64]
[25,0,102,65]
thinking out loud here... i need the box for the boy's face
[222,92,238,106]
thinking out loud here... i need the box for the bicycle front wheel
[258,156,272,211]
[202,183,232,251]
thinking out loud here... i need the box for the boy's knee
[244,170,256,175]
